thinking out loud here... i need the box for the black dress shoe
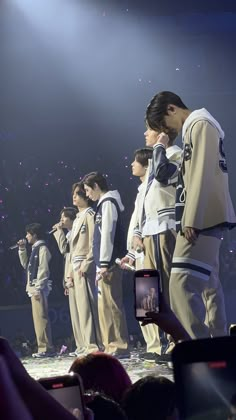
[110,350,130,359]
[32,351,56,358]
[140,352,160,362]
[155,353,172,364]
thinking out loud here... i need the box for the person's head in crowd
[122,375,178,420]
[72,181,93,209]
[60,207,78,230]
[25,223,44,245]
[83,172,108,202]
[228,393,236,420]
[69,352,132,403]
[131,148,153,182]
[85,393,127,420]
[145,91,190,146]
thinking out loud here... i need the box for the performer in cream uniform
[122,145,181,360]
[145,91,236,338]
[18,223,54,358]
[53,207,86,356]
[69,182,102,354]
[83,172,129,358]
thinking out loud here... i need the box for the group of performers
[17,91,236,361]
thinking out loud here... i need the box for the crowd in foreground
[0,295,183,420]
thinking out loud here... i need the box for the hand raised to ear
[155,132,170,149]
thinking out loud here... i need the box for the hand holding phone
[141,292,190,343]
[172,336,236,420]
[134,269,160,321]
[38,373,85,419]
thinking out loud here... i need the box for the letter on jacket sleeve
[182,121,219,230]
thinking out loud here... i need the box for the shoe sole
[32,355,56,358]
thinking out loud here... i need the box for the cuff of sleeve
[100,261,110,268]
[133,229,142,238]
[127,252,135,261]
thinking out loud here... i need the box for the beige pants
[31,292,54,353]
[170,233,227,338]
[203,286,227,337]
[140,231,176,354]
[68,286,84,351]
[72,269,102,353]
[98,266,129,353]
[203,251,227,336]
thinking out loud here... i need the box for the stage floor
[22,352,173,384]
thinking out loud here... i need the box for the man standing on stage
[52,207,87,356]
[146,91,236,338]
[122,143,181,362]
[18,223,55,358]
[69,182,101,355]
[83,172,129,358]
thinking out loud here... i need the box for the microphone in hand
[115,258,135,272]
[9,239,26,250]
[47,228,57,235]
[47,222,63,235]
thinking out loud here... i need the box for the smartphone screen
[173,337,236,420]
[38,373,84,419]
[179,360,236,419]
[134,269,160,320]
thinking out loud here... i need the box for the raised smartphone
[134,269,160,321]
[172,336,236,420]
[38,373,85,419]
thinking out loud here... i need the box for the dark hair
[60,207,78,221]
[122,376,176,420]
[83,172,108,192]
[146,91,188,132]
[134,148,153,167]
[86,394,127,420]
[69,352,131,403]
[72,181,93,207]
[25,223,44,240]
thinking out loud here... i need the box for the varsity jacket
[53,228,71,287]
[177,108,236,232]
[18,240,52,297]
[69,207,95,275]
[134,145,182,238]
[93,190,125,269]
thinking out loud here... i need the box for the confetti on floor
[22,350,173,384]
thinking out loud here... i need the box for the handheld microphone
[135,246,143,253]
[115,258,135,272]
[47,228,57,235]
[9,239,26,250]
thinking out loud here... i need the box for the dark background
[0,0,236,341]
